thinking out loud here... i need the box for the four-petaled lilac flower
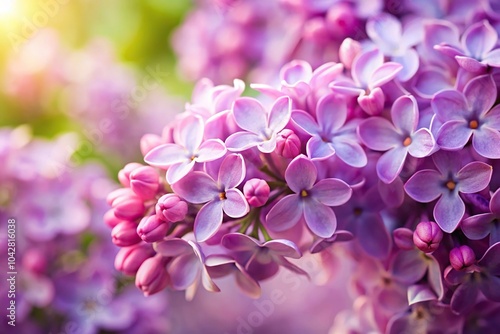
[435,20,500,73]
[222,233,306,281]
[366,13,422,81]
[292,94,367,167]
[266,155,352,238]
[225,96,291,153]
[330,48,402,115]
[358,95,435,183]
[172,153,249,241]
[404,151,492,233]
[432,74,500,159]
[462,187,500,245]
[144,114,227,184]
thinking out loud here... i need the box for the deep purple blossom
[144,114,227,184]
[358,95,434,183]
[266,155,352,238]
[172,153,249,241]
[404,151,492,233]
[433,74,500,158]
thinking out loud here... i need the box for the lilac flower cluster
[0,128,169,334]
[109,1,500,332]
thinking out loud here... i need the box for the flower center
[403,136,412,147]
[300,189,308,197]
[353,207,363,216]
[469,120,479,129]
[219,192,227,200]
[445,180,456,191]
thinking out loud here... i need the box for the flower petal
[168,252,200,290]
[356,213,391,259]
[263,239,302,258]
[196,139,227,162]
[222,233,259,252]
[358,117,400,151]
[172,171,217,203]
[478,242,500,275]
[303,199,336,238]
[317,94,347,133]
[461,213,496,240]
[472,127,500,159]
[456,161,493,193]
[292,110,320,135]
[369,62,403,89]
[144,144,188,167]
[434,192,464,233]
[404,169,443,202]
[464,75,496,115]
[226,132,263,152]
[479,274,500,302]
[408,128,434,157]
[436,120,472,150]
[392,49,419,82]
[218,153,245,189]
[450,282,478,314]
[331,138,368,167]
[268,96,291,132]
[431,90,469,122]
[223,189,249,218]
[392,95,418,134]
[491,189,500,214]
[194,200,223,242]
[285,155,317,193]
[156,238,192,257]
[352,48,383,87]
[366,13,402,52]
[306,136,336,160]
[232,97,267,134]
[310,178,352,206]
[463,20,497,59]
[376,146,408,184]
[166,160,196,185]
[390,249,428,284]
[175,115,204,153]
[266,195,302,232]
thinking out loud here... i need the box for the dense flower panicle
[105,2,500,332]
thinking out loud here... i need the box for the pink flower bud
[118,163,143,188]
[393,228,415,250]
[137,215,170,243]
[303,17,330,42]
[339,38,361,70]
[111,191,145,221]
[156,194,188,222]
[130,166,160,200]
[106,188,131,206]
[115,243,155,276]
[325,3,358,38]
[111,221,141,247]
[22,248,47,274]
[276,129,301,159]
[140,133,163,156]
[449,245,476,271]
[413,221,443,253]
[243,178,270,207]
[136,255,170,296]
[103,209,122,228]
[358,87,385,116]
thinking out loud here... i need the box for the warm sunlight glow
[0,0,16,17]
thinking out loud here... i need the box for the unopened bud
[118,163,143,188]
[130,166,160,200]
[112,221,141,247]
[136,255,170,296]
[339,38,362,70]
[140,133,163,156]
[156,194,188,222]
[413,221,443,253]
[115,243,155,276]
[449,245,476,271]
[276,129,301,159]
[137,215,170,243]
[243,178,270,207]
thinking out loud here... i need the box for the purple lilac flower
[330,48,402,115]
[358,95,435,183]
[462,187,500,244]
[144,114,227,184]
[292,94,367,167]
[436,20,500,72]
[366,13,422,81]
[266,155,352,238]
[172,153,249,241]
[226,96,291,153]
[433,74,500,158]
[404,150,492,232]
